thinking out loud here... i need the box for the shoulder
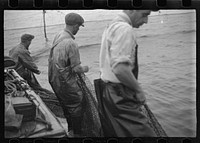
[54,38,78,54]
[10,45,26,54]
[18,45,29,54]
[110,21,132,31]
[107,22,135,41]
[108,22,134,37]
[62,38,77,48]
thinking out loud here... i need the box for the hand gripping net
[34,73,101,137]
[29,73,167,137]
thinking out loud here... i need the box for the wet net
[5,67,167,137]
[75,73,101,137]
[33,73,101,137]
[141,104,168,137]
[34,88,65,118]
[29,73,168,137]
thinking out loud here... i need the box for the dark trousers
[94,79,156,137]
[56,93,85,134]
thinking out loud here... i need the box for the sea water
[4,10,196,137]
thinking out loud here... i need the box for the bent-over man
[9,34,41,88]
[97,10,157,137]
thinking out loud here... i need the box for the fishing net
[5,66,166,137]
[141,104,168,137]
[34,88,65,118]
[30,73,167,137]
[4,57,101,137]
[75,73,101,137]
[94,79,168,137]
[33,73,101,137]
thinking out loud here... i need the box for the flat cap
[21,34,34,42]
[65,13,84,27]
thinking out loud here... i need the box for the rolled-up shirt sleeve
[109,25,136,69]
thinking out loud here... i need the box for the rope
[143,104,168,137]
[4,69,167,137]
[4,71,53,138]
[4,79,18,97]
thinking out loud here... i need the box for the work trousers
[95,79,156,137]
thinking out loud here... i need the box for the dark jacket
[48,29,83,117]
[9,43,41,88]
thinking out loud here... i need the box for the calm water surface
[4,10,196,137]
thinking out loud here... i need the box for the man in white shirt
[98,10,156,137]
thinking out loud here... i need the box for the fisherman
[8,34,65,120]
[97,10,157,137]
[48,13,89,137]
[9,34,41,89]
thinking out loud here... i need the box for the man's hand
[82,66,89,73]
[35,70,41,75]
[135,90,146,105]
[113,63,146,105]
[73,65,89,73]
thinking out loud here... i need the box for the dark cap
[65,13,84,27]
[21,34,34,42]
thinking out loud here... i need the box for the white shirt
[100,12,137,83]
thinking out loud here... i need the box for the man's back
[9,43,39,75]
[9,44,26,70]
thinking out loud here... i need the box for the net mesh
[34,88,65,118]
[75,73,101,137]
[35,73,167,137]
[5,68,167,137]
[34,73,101,137]
[141,104,167,137]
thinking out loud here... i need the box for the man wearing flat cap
[9,34,41,88]
[48,13,89,137]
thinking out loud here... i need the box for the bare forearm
[113,63,142,92]
[113,63,146,103]
[73,65,89,73]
